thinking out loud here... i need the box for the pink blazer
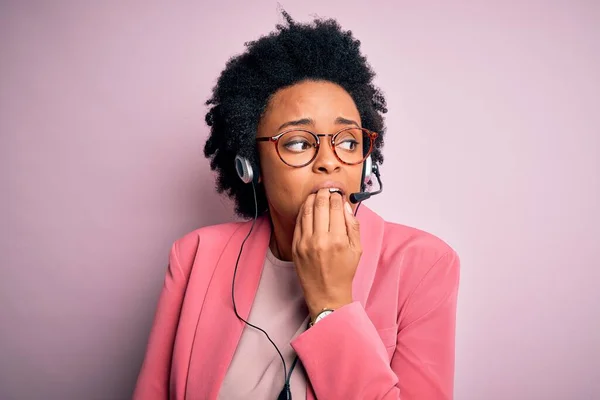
[134,205,460,399]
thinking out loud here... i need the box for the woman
[134,11,460,400]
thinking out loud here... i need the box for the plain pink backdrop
[1,1,599,399]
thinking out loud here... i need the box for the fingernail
[344,202,352,214]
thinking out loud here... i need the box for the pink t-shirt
[218,248,310,399]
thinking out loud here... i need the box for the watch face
[315,310,334,323]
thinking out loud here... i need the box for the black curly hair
[203,11,388,219]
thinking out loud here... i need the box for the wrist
[308,299,352,322]
[309,308,335,327]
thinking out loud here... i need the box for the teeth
[312,187,343,195]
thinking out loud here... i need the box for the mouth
[311,186,346,197]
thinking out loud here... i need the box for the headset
[234,154,382,201]
[231,154,383,400]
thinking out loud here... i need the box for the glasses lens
[277,130,318,167]
[334,128,371,164]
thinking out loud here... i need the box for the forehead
[261,80,361,130]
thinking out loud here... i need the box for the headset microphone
[349,163,383,204]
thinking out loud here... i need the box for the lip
[310,181,347,197]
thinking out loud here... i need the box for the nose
[311,138,341,174]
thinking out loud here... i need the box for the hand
[292,188,363,321]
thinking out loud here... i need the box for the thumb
[344,201,361,248]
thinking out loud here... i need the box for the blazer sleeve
[133,242,189,400]
[290,250,460,399]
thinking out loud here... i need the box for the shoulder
[379,219,460,290]
[358,205,458,272]
[174,220,243,253]
[169,219,247,275]
[382,220,457,261]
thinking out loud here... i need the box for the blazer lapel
[184,215,271,400]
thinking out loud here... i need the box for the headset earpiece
[360,155,373,190]
[363,155,373,182]
[235,155,259,184]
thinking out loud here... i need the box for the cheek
[260,161,301,198]
[263,170,311,210]
[264,172,300,198]
[258,148,279,170]
[351,166,365,190]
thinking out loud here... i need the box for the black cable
[231,180,290,397]
[354,201,362,217]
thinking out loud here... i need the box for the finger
[313,188,330,233]
[301,194,315,237]
[329,191,347,235]
[292,206,302,254]
[294,200,306,238]
[344,201,361,248]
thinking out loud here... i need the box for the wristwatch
[309,308,334,327]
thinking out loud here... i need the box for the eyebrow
[277,117,360,131]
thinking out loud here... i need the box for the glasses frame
[256,126,378,168]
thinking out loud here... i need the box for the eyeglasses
[256,127,378,168]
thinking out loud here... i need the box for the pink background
[1,1,599,399]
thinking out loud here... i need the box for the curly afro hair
[203,10,388,219]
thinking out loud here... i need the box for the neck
[268,211,295,262]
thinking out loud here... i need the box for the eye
[336,138,359,151]
[283,138,312,153]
